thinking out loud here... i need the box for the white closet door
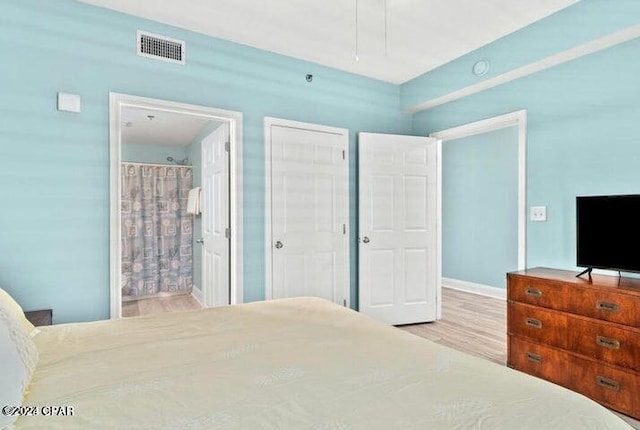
[268,120,349,305]
[201,123,230,307]
[359,132,438,325]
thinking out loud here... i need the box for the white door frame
[264,117,350,307]
[429,109,527,318]
[109,93,244,319]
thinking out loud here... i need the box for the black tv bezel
[576,194,640,274]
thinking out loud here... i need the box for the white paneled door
[359,133,438,325]
[267,119,349,306]
[201,123,230,307]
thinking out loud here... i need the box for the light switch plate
[57,92,81,113]
[530,206,547,222]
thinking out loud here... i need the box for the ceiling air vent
[137,30,185,65]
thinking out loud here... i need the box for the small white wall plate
[57,92,81,113]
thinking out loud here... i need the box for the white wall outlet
[57,92,81,113]
[530,206,547,222]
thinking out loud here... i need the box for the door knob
[275,241,284,249]
[196,238,204,244]
[362,236,370,244]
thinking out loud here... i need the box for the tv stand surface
[507,267,640,419]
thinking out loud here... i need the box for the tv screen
[576,194,640,273]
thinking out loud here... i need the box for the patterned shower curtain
[121,163,194,298]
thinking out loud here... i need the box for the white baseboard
[191,286,204,307]
[442,277,506,300]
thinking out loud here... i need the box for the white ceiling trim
[406,24,640,114]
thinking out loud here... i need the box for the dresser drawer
[508,336,569,386]
[508,275,570,311]
[566,318,640,372]
[507,302,567,349]
[569,355,640,418]
[570,289,640,326]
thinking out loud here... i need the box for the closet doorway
[264,118,350,306]
[109,94,243,319]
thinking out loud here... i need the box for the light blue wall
[401,0,640,111]
[122,143,187,164]
[410,20,640,274]
[442,127,518,289]
[5,0,638,323]
[0,0,411,323]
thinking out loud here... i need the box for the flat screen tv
[576,194,640,276]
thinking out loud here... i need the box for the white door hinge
[225,141,230,152]
[225,227,231,239]
[343,299,347,307]
[342,150,346,160]
[342,224,346,235]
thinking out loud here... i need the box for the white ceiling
[79,0,577,84]
[122,107,219,147]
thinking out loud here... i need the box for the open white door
[201,123,230,307]
[358,132,438,325]
[266,119,349,305]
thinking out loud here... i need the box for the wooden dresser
[507,267,640,419]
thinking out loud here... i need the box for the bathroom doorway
[109,94,243,318]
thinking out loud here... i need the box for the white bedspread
[16,297,632,429]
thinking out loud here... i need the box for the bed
[2,293,634,429]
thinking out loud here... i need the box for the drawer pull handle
[526,352,542,364]
[525,318,543,329]
[596,375,620,392]
[596,301,619,312]
[596,335,620,350]
[525,287,542,297]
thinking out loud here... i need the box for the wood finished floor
[122,293,201,318]
[400,287,639,429]
[400,287,507,365]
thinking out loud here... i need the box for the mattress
[16,297,632,429]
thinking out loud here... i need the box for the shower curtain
[121,163,194,298]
